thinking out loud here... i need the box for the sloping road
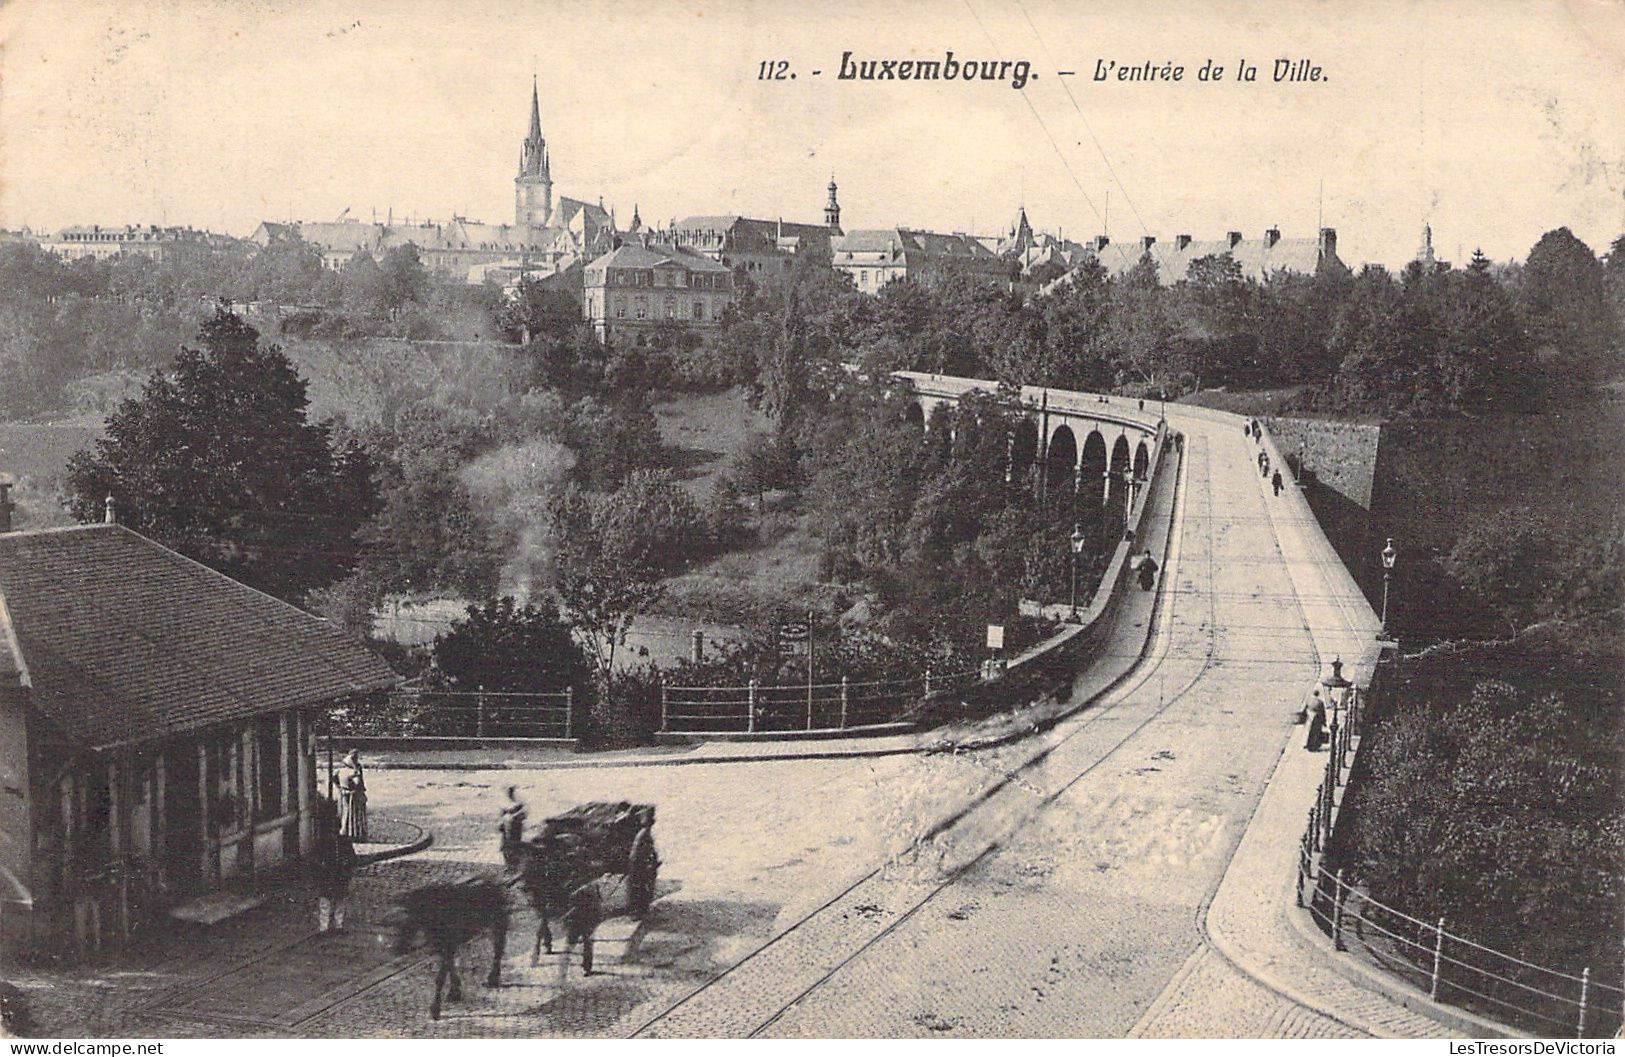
[635,412,1359,1037]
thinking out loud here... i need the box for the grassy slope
[1378,387,1625,552]
[649,388,830,624]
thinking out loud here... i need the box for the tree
[360,399,505,599]
[1350,679,1624,981]
[547,485,665,696]
[588,469,708,574]
[233,234,325,305]
[431,596,589,693]
[498,279,583,343]
[64,307,377,600]
[378,244,430,321]
[1520,228,1613,374]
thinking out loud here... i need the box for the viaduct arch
[894,371,1165,526]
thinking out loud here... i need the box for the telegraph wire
[961,0,1109,235]
[1012,0,1154,240]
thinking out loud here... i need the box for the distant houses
[13,77,1351,330]
[0,520,397,956]
[1044,228,1343,293]
[38,224,236,265]
[832,227,1015,291]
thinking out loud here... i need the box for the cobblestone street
[7,413,1445,1039]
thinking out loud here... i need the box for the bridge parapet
[891,370,1164,438]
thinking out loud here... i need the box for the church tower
[824,176,842,234]
[515,78,553,228]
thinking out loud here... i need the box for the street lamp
[1069,523,1086,618]
[1379,537,1398,638]
[1322,656,1354,714]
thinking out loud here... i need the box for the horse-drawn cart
[540,801,660,918]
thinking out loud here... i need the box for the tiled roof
[269,214,607,258]
[833,228,1001,262]
[588,241,732,273]
[0,525,398,751]
[1043,233,1333,292]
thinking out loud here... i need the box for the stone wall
[1265,416,1386,602]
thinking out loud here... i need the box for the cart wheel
[627,827,659,918]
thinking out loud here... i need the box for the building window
[636,296,647,319]
[694,299,705,321]
[665,294,676,319]
[616,301,627,318]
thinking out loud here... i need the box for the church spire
[528,76,542,144]
[515,77,553,226]
[519,76,549,180]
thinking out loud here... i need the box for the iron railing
[659,668,982,734]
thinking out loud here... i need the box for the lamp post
[1379,537,1397,639]
[1322,656,1354,714]
[1069,523,1086,619]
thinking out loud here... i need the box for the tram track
[633,433,1222,1039]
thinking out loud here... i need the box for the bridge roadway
[633,409,1362,1037]
[48,401,1437,1039]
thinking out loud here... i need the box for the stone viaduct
[893,370,1164,529]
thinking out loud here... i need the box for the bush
[431,596,589,694]
[1347,653,1624,997]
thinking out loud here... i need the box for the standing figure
[498,786,527,869]
[1304,691,1328,751]
[313,797,357,933]
[1136,549,1159,591]
[336,748,368,842]
[1272,469,1284,496]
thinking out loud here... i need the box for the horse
[500,825,605,976]
[394,876,510,1020]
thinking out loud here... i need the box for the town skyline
[2,0,1622,270]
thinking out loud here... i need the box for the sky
[1,0,1622,269]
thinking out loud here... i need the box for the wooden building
[0,524,397,957]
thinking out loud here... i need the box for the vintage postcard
[0,0,1621,1044]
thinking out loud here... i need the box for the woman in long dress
[1304,695,1328,751]
[336,749,368,842]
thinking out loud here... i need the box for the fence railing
[330,688,574,740]
[1295,679,1624,1038]
[660,668,983,734]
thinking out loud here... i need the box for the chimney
[1176,234,1192,250]
[1318,227,1338,262]
[103,494,116,525]
[1265,227,1281,247]
[0,481,13,533]
[1140,236,1156,252]
[1094,234,1110,251]
[1227,231,1243,248]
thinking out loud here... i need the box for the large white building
[1043,227,1344,292]
[582,239,735,340]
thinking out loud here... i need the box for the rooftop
[0,524,398,750]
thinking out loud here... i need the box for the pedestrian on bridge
[1136,549,1159,591]
[1272,469,1284,496]
[1304,691,1328,751]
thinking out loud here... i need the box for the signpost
[779,611,816,729]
